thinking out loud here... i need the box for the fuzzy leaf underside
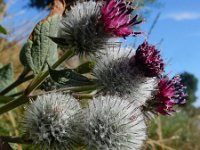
[20,15,60,74]
[0,64,16,96]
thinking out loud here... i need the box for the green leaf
[0,25,8,35]
[19,42,31,70]
[20,14,61,74]
[75,61,95,74]
[49,66,93,86]
[0,64,17,96]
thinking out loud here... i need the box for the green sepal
[75,61,95,74]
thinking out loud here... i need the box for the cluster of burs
[23,0,187,149]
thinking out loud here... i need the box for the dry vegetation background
[0,0,200,150]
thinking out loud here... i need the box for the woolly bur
[93,46,157,106]
[81,95,147,150]
[22,93,82,150]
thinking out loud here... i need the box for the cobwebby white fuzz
[23,93,82,150]
[58,1,114,56]
[82,95,147,150]
[93,46,157,106]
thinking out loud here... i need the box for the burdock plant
[0,0,187,149]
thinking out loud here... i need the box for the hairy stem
[0,75,34,95]
[0,50,74,115]
[0,69,33,96]
[0,95,28,114]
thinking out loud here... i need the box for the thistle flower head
[23,93,82,150]
[93,46,157,106]
[101,0,142,37]
[82,95,147,150]
[153,75,187,115]
[53,0,142,56]
[132,41,164,77]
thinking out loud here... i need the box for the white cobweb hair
[57,0,116,56]
[82,95,147,150]
[93,46,158,106]
[22,93,82,150]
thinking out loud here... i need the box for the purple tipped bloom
[155,75,187,115]
[101,0,142,37]
[171,75,187,104]
[133,41,164,77]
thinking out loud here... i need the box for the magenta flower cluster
[128,41,187,115]
[101,0,142,37]
[155,76,187,115]
[134,41,164,77]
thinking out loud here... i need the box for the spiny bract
[23,93,82,150]
[82,95,147,150]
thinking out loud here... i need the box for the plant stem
[72,93,93,99]
[0,71,34,96]
[0,50,74,115]
[68,84,100,92]
[0,136,32,144]
[0,96,14,104]
[0,95,28,114]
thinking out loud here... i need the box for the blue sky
[1,0,200,106]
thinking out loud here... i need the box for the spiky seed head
[93,46,157,106]
[82,95,147,150]
[23,93,82,150]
